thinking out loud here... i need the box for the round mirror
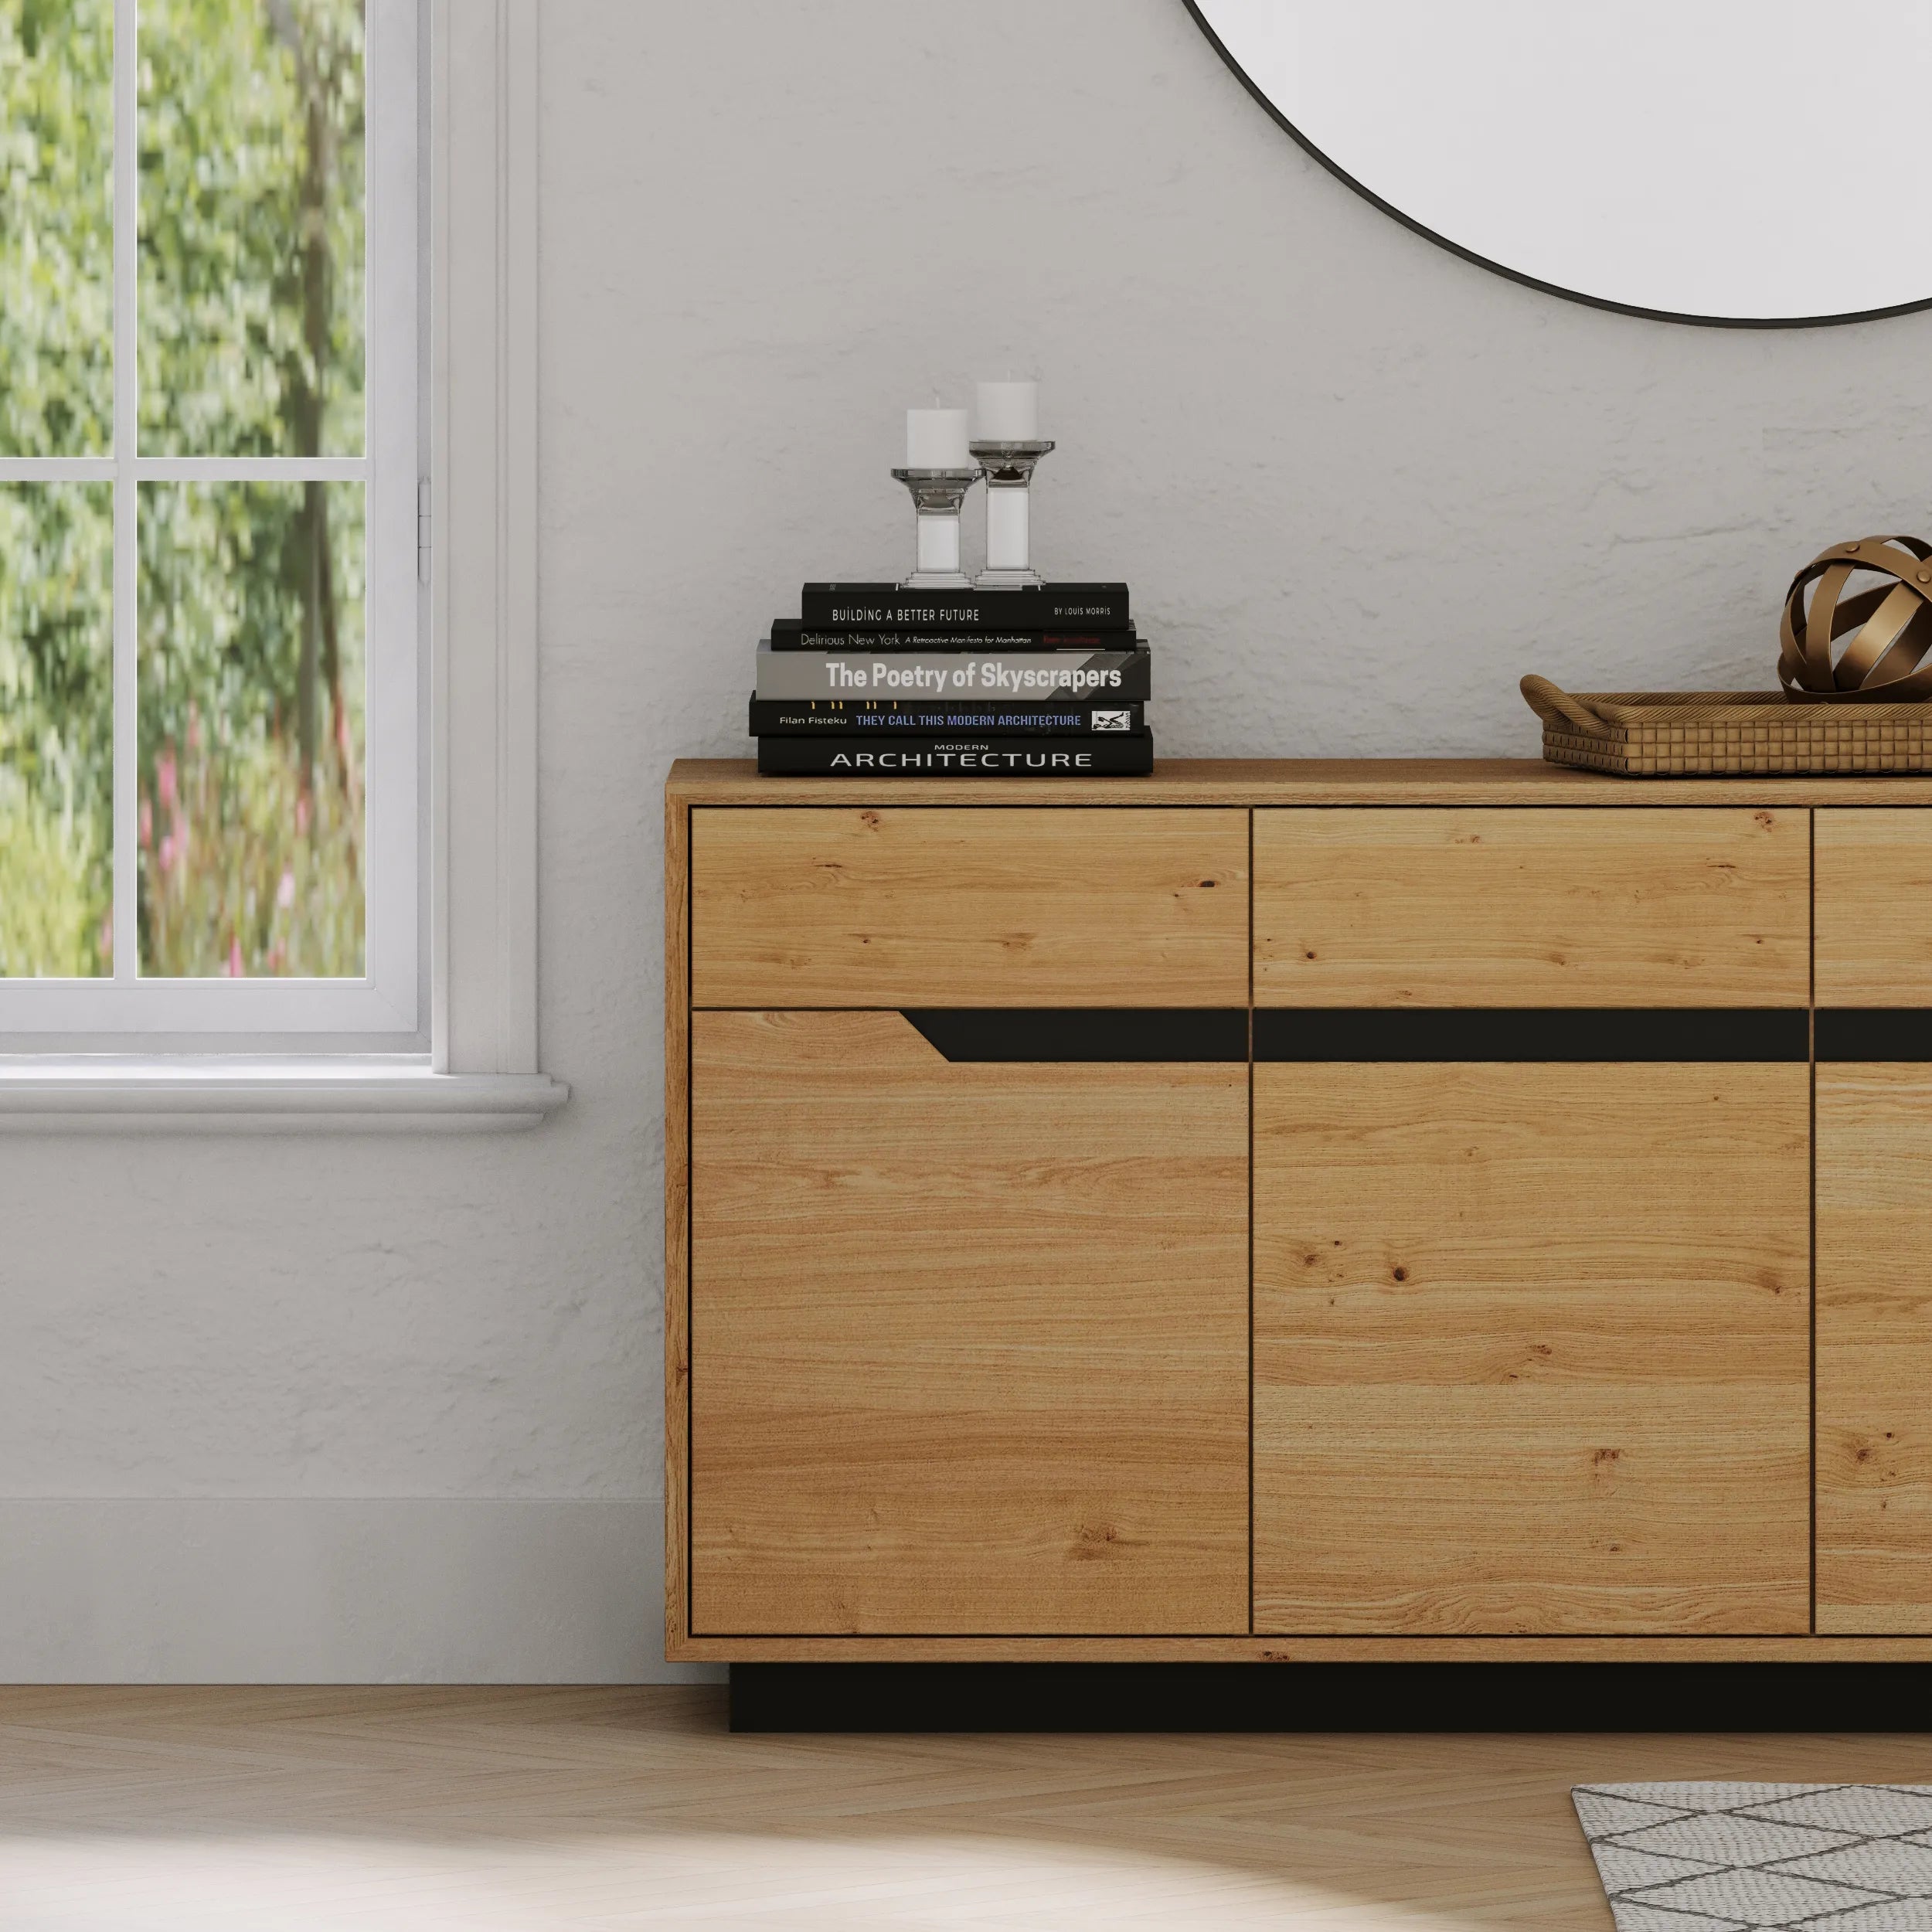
[1189,0,1932,325]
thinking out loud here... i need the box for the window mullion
[0,460,117,483]
[111,0,138,985]
[127,457,374,482]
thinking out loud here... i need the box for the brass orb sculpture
[1780,535,1932,702]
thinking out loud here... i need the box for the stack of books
[750,582,1152,776]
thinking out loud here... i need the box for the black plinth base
[729,1662,1932,1734]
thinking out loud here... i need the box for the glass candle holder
[969,440,1055,588]
[890,468,980,589]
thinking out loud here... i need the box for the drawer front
[1816,809,1932,1007]
[1253,807,1808,1007]
[691,807,1248,1008]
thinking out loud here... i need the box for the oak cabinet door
[689,1009,1250,1636]
[1817,1066,1932,1633]
[1814,811,1932,1631]
[1253,1063,1811,1634]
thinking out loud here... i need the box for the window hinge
[417,478,432,584]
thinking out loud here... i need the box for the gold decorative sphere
[1780,536,1932,702]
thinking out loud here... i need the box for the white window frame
[0,0,418,1037]
[0,0,563,1128]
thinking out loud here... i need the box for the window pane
[139,0,366,457]
[0,0,114,455]
[0,484,113,977]
[139,481,365,976]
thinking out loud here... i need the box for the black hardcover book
[801,582,1130,631]
[750,697,1145,736]
[770,618,1138,652]
[756,643,1151,703]
[757,733,1154,777]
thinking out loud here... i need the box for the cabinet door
[689,1009,1250,1636]
[1814,811,1932,1631]
[1253,1063,1811,1634]
[1817,1073,1932,1632]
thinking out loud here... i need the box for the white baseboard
[0,1498,722,1684]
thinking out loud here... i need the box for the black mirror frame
[1183,0,1932,330]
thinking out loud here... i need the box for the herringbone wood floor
[0,1687,1927,1928]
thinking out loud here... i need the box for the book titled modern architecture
[756,734,1155,777]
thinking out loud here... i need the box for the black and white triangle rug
[1573,1784,1932,1930]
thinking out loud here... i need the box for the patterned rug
[1573,1784,1932,1930]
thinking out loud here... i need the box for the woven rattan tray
[1522,675,1932,777]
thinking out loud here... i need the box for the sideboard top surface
[668,757,1932,808]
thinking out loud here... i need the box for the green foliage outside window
[0,0,369,980]
[0,0,112,459]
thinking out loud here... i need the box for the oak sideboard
[665,757,1932,1665]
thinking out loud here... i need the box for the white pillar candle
[985,485,1030,573]
[975,379,1038,441]
[916,511,962,577]
[905,407,971,468]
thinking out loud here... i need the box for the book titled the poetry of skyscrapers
[750,583,1152,776]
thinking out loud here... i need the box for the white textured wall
[4,0,1929,1682]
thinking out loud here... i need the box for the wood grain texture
[1253,807,1809,1007]
[1815,809,1932,1005]
[689,1009,1249,1636]
[670,1633,1932,1661]
[1253,1062,1811,1636]
[663,787,690,1655]
[15,1689,1932,1930]
[670,755,1932,808]
[1818,1064,1932,1634]
[689,806,1249,1008]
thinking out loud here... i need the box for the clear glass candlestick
[890,468,980,589]
[970,439,1055,588]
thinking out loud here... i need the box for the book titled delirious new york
[800,582,1129,631]
[750,698,1144,736]
[757,733,1154,777]
[756,643,1150,703]
[769,618,1134,653]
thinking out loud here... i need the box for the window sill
[0,1057,570,1133]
